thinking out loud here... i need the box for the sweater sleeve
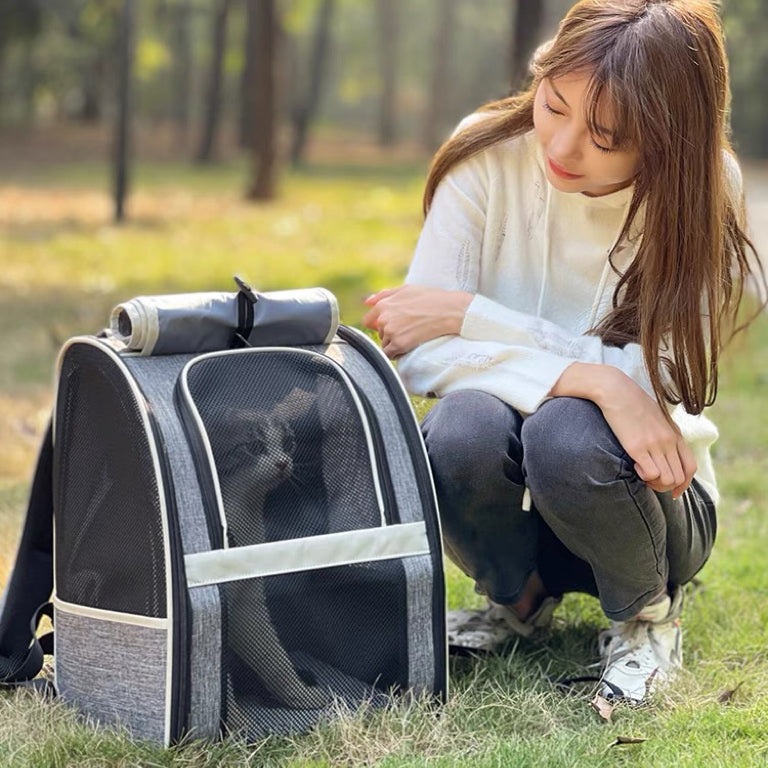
[461,294,655,395]
[398,141,656,414]
[397,336,575,415]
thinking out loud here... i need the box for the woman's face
[533,72,641,197]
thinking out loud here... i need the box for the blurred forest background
[1,4,767,764]
[0,0,766,217]
[1,0,767,507]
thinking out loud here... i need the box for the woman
[363,0,765,702]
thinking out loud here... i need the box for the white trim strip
[143,301,161,357]
[320,288,340,344]
[185,521,429,588]
[53,596,170,630]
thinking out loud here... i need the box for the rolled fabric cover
[110,287,339,356]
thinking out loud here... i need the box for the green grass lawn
[1,156,767,767]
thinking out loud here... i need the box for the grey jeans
[422,391,717,621]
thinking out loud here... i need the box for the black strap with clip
[233,275,258,348]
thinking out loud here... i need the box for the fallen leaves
[717,681,744,704]
[605,735,648,750]
[590,694,648,751]
[590,693,615,723]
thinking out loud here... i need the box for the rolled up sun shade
[110,285,339,356]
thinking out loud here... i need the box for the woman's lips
[548,157,584,180]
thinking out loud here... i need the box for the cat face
[218,411,296,492]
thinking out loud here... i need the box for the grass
[1,150,767,767]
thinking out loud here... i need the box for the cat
[216,390,329,710]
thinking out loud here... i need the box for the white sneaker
[447,595,561,651]
[598,588,684,702]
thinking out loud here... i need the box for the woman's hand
[362,285,473,359]
[550,363,697,499]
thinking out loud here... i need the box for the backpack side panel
[316,330,447,699]
[53,338,177,744]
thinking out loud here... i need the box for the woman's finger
[634,451,660,482]
[678,440,698,483]
[364,286,401,306]
[663,446,686,489]
[362,306,380,330]
[667,440,696,499]
[382,339,399,359]
[647,451,676,490]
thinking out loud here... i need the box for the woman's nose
[550,125,583,163]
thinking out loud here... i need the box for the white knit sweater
[398,121,736,505]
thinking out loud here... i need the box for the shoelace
[587,620,656,672]
[598,620,650,663]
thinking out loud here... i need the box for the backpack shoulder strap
[0,602,54,687]
[0,423,55,686]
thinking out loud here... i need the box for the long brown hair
[424,0,766,415]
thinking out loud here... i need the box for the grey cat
[217,391,329,710]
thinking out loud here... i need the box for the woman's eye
[591,138,613,154]
[543,102,563,116]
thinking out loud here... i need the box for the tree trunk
[80,53,105,123]
[197,0,231,162]
[246,0,279,201]
[171,0,193,150]
[422,0,457,151]
[113,0,135,223]
[0,50,5,122]
[20,40,36,124]
[240,0,258,148]
[376,0,398,147]
[510,0,545,92]
[289,0,335,166]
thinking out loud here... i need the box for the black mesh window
[221,560,409,738]
[55,343,167,618]
[184,349,383,547]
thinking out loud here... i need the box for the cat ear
[273,386,317,421]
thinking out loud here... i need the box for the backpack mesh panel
[55,344,167,618]
[222,561,408,737]
[184,349,383,543]
[184,350,409,735]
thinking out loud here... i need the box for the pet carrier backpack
[0,281,447,744]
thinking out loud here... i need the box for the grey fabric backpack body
[0,285,447,744]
